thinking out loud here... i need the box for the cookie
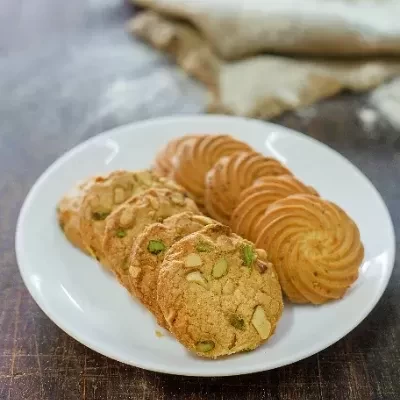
[230,175,317,242]
[57,178,95,255]
[204,152,292,224]
[157,224,283,358]
[103,188,199,287]
[128,212,215,328]
[172,135,252,207]
[79,170,183,266]
[153,135,201,177]
[255,194,364,304]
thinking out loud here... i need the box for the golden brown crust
[79,170,183,266]
[255,194,364,304]
[230,175,317,242]
[102,188,199,288]
[128,212,215,328]
[172,135,252,207]
[204,152,292,225]
[157,224,283,358]
[57,178,95,255]
[153,135,202,177]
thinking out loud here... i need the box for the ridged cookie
[230,175,317,242]
[103,188,199,287]
[204,152,292,224]
[255,194,364,304]
[157,224,283,358]
[172,135,252,207]
[128,212,215,328]
[153,135,201,177]
[79,170,182,266]
[57,178,95,255]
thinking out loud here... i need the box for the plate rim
[15,114,396,377]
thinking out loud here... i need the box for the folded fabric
[128,1,400,118]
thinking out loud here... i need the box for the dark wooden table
[1,1,399,399]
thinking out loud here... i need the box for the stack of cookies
[57,134,364,358]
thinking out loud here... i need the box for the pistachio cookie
[255,194,364,304]
[153,135,201,177]
[129,212,215,328]
[57,177,95,255]
[157,224,283,358]
[230,175,317,242]
[205,151,292,224]
[79,170,182,266]
[103,189,199,287]
[172,135,252,208]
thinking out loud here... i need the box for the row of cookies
[57,169,284,358]
[154,134,364,305]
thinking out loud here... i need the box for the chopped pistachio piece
[212,258,228,279]
[229,315,245,330]
[242,244,256,267]
[116,228,127,238]
[147,240,166,255]
[195,340,215,353]
[196,241,212,252]
[92,211,110,220]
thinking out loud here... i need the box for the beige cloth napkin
[128,0,400,118]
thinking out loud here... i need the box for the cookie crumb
[155,330,164,338]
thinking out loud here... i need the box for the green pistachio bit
[196,241,212,252]
[212,258,228,278]
[195,340,215,353]
[229,315,245,330]
[116,229,127,238]
[92,211,110,221]
[242,244,256,266]
[147,240,166,254]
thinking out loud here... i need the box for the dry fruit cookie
[255,194,364,304]
[204,152,292,224]
[57,178,95,255]
[172,135,252,208]
[103,188,199,287]
[153,135,202,177]
[79,170,183,266]
[230,175,318,242]
[157,224,283,358]
[128,212,215,328]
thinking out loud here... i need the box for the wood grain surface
[0,0,399,399]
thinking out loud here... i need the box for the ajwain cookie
[79,170,182,266]
[57,177,95,255]
[230,175,318,242]
[204,151,292,224]
[255,194,364,304]
[172,134,252,207]
[157,224,283,358]
[128,212,215,328]
[102,188,199,287]
[153,135,201,177]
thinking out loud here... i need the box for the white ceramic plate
[16,115,395,377]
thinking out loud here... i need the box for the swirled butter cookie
[57,178,95,255]
[153,135,201,177]
[230,175,317,242]
[128,212,215,328]
[157,224,283,358]
[103,188,199,287]
[172,135,252,207]
[255,194,364,304]
[79,170,183,266]
[204,152,292,224]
